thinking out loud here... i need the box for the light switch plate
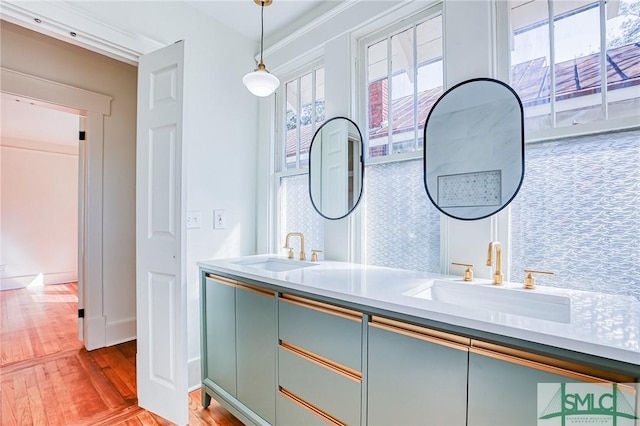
[214,209,227,229]
[186,210,201,229]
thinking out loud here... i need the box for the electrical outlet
[0,265,6,273]
[186,211,202,229]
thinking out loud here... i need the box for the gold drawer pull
[204,274,237,287]
[280,341,362,383]
[279,387,347,426]
[281,294,362,322]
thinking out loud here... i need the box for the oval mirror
[309,117,364,220]
[423,78,524,220]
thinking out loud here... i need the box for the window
[276,65,326,253]
[281,67,325,171]
[361,6,443,272]
[510,0,640,133]
[507,0,640,299]
[509,129,639,299]
[364,8,443,159]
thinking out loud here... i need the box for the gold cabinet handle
[451,262,474,281]
[523,269,554,290]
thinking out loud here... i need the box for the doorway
[0,92,81,291]
[1,66,111,349]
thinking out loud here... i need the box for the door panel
[136,41,187,426]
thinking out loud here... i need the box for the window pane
[364,159,440,272]
[299,73,313,169]
[315,68,326,125]
[285,80,298,170]
[510,129,640,299]
[510,0,552,132]
[280,174,324,256]
[606,0,640,121]
[391,28,416,154]
[554,1,603,126]
[416,16,443,150]
[368,40,389,158]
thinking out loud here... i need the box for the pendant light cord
[260,1,265,64]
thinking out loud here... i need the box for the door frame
[1,67,112,350]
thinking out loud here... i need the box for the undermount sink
[231,257,318,273]
[405,280,571,323]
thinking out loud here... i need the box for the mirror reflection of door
[320,119,349,218]
[309,117,364,220]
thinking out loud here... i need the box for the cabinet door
[368,320,468,426]
[468,348,593,426]
[204,276,236,396]
[236,284,277,425]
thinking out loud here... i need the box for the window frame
[357,3,445,166]
[272,58,326,254]
[276,59,325,173]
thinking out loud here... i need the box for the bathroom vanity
[198,255,639,426]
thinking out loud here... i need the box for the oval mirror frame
[423,78,525,221]
[309,117,364,220]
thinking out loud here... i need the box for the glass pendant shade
[243,63,280,97]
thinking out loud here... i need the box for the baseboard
[0,272,77,290]
[44,271,77,285]
[188,357,201,390]
[0,275,35,290]
[105,317,136,346]
[85,315,106,350]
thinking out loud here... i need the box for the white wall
[71,1,260,387]
[0,139,78,289]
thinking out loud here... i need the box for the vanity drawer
[277,390,339,426]
[278,345,361,426]
[278,295,362,371]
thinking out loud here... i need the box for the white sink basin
[231,257,318,273]
[405,280,571,323]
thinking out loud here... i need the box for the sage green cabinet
[204,275,236,397]
[201,275,276,425]
[236,284,277,425]
[367,318,469,426]
[467,348,602,426]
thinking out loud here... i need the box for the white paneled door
[136,41,188,425]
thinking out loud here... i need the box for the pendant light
[243,0,280,97]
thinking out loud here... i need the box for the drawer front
[277,391,334,426]
[278,297,362,371]
[278,346,361,426]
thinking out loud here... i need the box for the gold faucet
[284,232,306,260]
[486,242,504,285]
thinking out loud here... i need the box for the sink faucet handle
[451,262,474,281]
[311,250,323,262]
[523,269,554,290]
[283,245,294,259]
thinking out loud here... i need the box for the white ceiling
[185,0,333,43]
[1,93,80,147]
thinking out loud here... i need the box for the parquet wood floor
[0,283,243,426]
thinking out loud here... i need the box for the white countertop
[198,255,640,367]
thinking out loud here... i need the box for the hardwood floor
[0,283,243,426]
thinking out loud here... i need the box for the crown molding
[260,0,360,61]
[0,1,165,65]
